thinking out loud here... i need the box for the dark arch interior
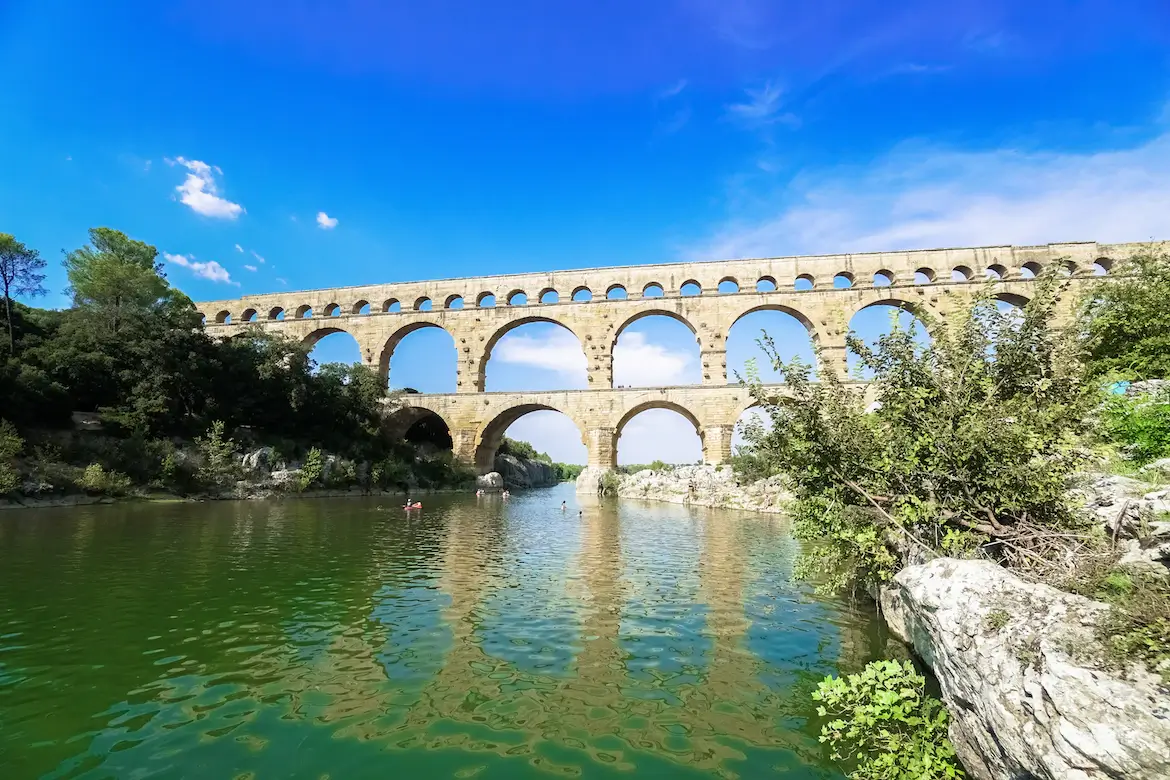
[404,411,453,454]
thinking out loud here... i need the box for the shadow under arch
[384,406,454,454]
[479,316,586,391]
[994,292,1030,308]
[378,321,456,389]
[474,403,584,474]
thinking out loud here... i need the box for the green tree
[0,233,47,354]
[737,275,1090,593]
[1079,245,1170,380]
[63,227,169,333]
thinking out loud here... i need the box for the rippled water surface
[0,485,884,779]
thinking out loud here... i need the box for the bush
[0,419,22,495]
[1099,387,1170,464]
[78,463,131,496]
[1064,563,1170,680]
[1079,245,1170,380]
[736,277,1092,594]
[597,470,620,496]
[812,660,964,779]
[371,456,412,491]
[298,447,323,491]
[195,420,239,492]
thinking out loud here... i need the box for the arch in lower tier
[473,403,584,474]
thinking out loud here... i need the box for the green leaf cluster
[1098,386,1170,465]
[0,419,22,495]
[1079,245,1170,380]
[812,660,964,779]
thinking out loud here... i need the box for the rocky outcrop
[476,472,504,490]
[616,465,791,512]
[881,558,1170,780]
[493,454,557,489]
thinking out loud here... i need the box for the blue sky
[2,0,1168,463]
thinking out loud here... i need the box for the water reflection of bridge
[270,502,875,776]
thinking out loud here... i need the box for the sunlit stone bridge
[198,241,1134,479]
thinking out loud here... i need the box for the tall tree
[63,227,168,333]
[0,233,47,353]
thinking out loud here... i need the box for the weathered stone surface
[240,447,280,474]
[493,454,557,489]
[476,472,504,490]
[1074,472,1160,538]
[1140,458,1170,478]
[881,558,1170,780]
[615,465,791,513]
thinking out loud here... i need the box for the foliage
[1079,245,1170,380]
[552,462,584,481]
[736,274,1093,594]
[498,436,583,481]
[1064,562,1170,680]
[812,660,964,779]
[0,419,22,495]
[195,421,239,493]
[0,233,47,353]
[1098,386,1170,464]
[78,463,132,496]
[63,227,169,334]
[298,447,323,491]
[597,470,621,496]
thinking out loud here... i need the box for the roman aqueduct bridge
[197,241,1135,477]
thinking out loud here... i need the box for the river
[0,484,885,779]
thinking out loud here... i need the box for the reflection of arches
[571,286,592,302]
[268,306,285,321]
[477,292,496,307]
[383,298,400,313]
[215,310,231,323]
[474,404,583,474]
[241,308,258,322]
[680,280,701,296]
[378,322,456,389]
[481,317,585,391]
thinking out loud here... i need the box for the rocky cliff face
[492,454,558,489]
[881,558,1170,780]
[615,465,791,512]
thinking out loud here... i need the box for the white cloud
[163,252,238,285]
[316,211,339,229]
[656,79,688,101]
[243,264,258,272]
[504,411,587,465]
[166,157,244,219]
[235,243,244,252]
[492,329,587,376]
[695,129,1170,260]
[613,331,697,387]
[276,277,288,285]
[144,159,152,172]
[618,410,702,465]
[726,81,796,127]
[250,250,266,264]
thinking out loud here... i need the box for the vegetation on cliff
[497,436,584,481]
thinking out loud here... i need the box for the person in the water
[561,501,567,511]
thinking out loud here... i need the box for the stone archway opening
[612,312,701,388]
[482,318,587,392]
[616,404,702,467]
[304,328,362,372]
[727,306,818,384]
[847,301,931,378]
[731,405,773,454]
[380,323,457,393]
[474,405,585,476]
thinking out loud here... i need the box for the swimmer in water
[561,500,567,511]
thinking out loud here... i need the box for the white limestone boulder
[881,558,1170,780]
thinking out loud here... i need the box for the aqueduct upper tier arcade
[197,241,1139,474]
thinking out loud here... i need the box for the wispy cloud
[234,243,244,252]
[316,211,338,229]
[163,252,238,285]
[250,250,266,264]
[276,277,288,286]
[693,129,1170,260]
[243,264,258,272]
[725,82,797,128]
[882,62,952,77]
[656,79,688,101]
[165,157,244,219]
[613,332,697,387]
[492,329,587,377]
[658,107,693,135]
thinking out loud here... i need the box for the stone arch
[718,277,739,293]
[477,291,497,307]
[1092,257,1114,275]
[606,284,628,300]
[215,309,231,323]
[729,304,820,344]
[268,306,285,321]
[914,267,937,283]
[680,280,702,296]
[616,400,701,436]
[728,304,821,381]
[414,296,433,311]
[613,308,698,342]
[994,292,1030,308]
[538,288,559,304]
[480,316,585,391]
[848,298,934,377]
[474,403,584,474]
[850,296,930,320]
[642,282,664,298]
[385,406,455,459]
[1019,261,1043,278]
[445,294,464,310]
[794,273,815,291]
[352,299,370,314]
[506,289,527,306]
[756,276,777,292]
[300,326,355,348]
[383,298,401,313]
[571,286,592,302]
[952,265,974,281]
[873,270,894,287]
[613,400,704,465]
[378,322,455,386]
[986,264,1008,280]
[295,304,313,318]
[241,307,259,322]
[323,303,342,317]
[833,272,855,289]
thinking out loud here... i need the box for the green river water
[0,484,885,779]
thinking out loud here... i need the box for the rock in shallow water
[881,558,1170,780]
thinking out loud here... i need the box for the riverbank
[612,464,792,513]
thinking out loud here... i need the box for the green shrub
[0,419,22,495]
[1099,388,1170,464]
[1065,563,1170,680]
[812,660,964,779]
[195,421,239,492]
[597,470,620,496]
[78,463,131,496]
[649,459,669,472]
[371,456,411,491]
[298,447,323,491]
